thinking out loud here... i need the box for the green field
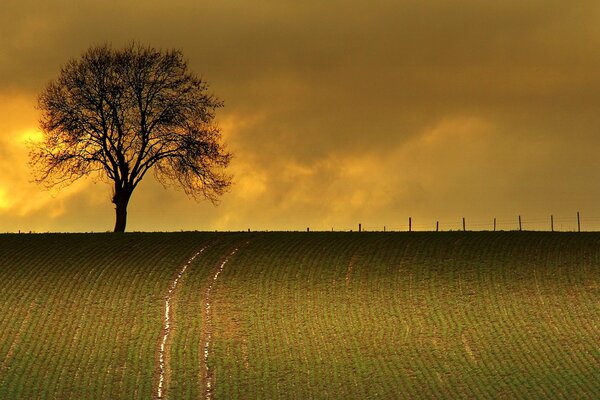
[0,232,598,399]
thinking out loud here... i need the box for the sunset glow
[19,128,43,145]
[0,187,11,210]
[2,1,600,232]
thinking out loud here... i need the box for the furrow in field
[64,262,112,399]
[0,247,49,364]
[0,232,598,399]
[0,250,47,377]
[46,259,98,399]
[23,251,87,398]
[0,298,37,377]
[29,256,84,398]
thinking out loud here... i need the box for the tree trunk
[113,189,132,233]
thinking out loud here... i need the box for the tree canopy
[31,44,231,232]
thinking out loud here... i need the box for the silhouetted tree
[31,44,231,232]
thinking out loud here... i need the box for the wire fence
[218,212,600,233]
[341,212,600,233]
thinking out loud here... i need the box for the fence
[350,212,600,233]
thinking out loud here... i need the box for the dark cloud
[2,1,600,231]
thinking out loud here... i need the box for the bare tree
[31,44,231,232]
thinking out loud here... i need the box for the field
[0,232,598,399]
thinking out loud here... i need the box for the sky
[2,0,600,232]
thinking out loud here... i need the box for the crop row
[0,232,598,399]
[0,233,229,398]
[202,232,599,399]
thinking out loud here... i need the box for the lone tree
[31,44,231,232]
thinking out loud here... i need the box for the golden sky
[2,0,600,232]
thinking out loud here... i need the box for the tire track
[203,246,242,400]
[157,247,207,400]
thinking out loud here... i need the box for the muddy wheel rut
[157,247,206,399]
[202,247,239,400]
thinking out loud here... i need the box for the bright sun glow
[0,187,12,210]
[18,128,44,144]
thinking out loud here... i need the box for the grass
[0,231,598,399]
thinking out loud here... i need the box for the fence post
[436,221,439,232]
[493,218,496,232]
[551,215,554,232]
[463,217,466,231]
[577,211,581,232]
[409,217,412,232]
[307,227,310,232]
[519,215,522,231]
[359,223,362,233]
[383,226,386,232]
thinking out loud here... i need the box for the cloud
[2,1,600,231]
